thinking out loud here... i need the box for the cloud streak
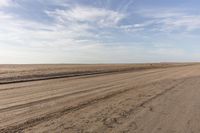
[46,5,125,28]
[0,0,11,7]
[131,9,200,32]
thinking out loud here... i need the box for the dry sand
[0,63,200,133]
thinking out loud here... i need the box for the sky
[1,0,200,64]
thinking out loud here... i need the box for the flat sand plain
[0,63,200,133]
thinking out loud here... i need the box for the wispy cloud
[133,9,200,32]
[0,3,126,62]
[46,5,125,28]
[0,0,11,7]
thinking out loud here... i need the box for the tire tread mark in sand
[0,70,168,114]
[0,69,166,92]
[139,79,185,107]
[0,78,186,133]
[106,79,187,130]
[0,64,191,85]
[0,68,153,84]
[102,79,185,130]
[0,69,168,113]
[0,84,119,113]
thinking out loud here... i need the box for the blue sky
[1,0,200,63]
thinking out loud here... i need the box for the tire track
[0,68,150,85]
[0,68,169,112]
[0,77,186,133]
[0,83,120,113]
[0,64,191,85]
[0,69,166,92]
